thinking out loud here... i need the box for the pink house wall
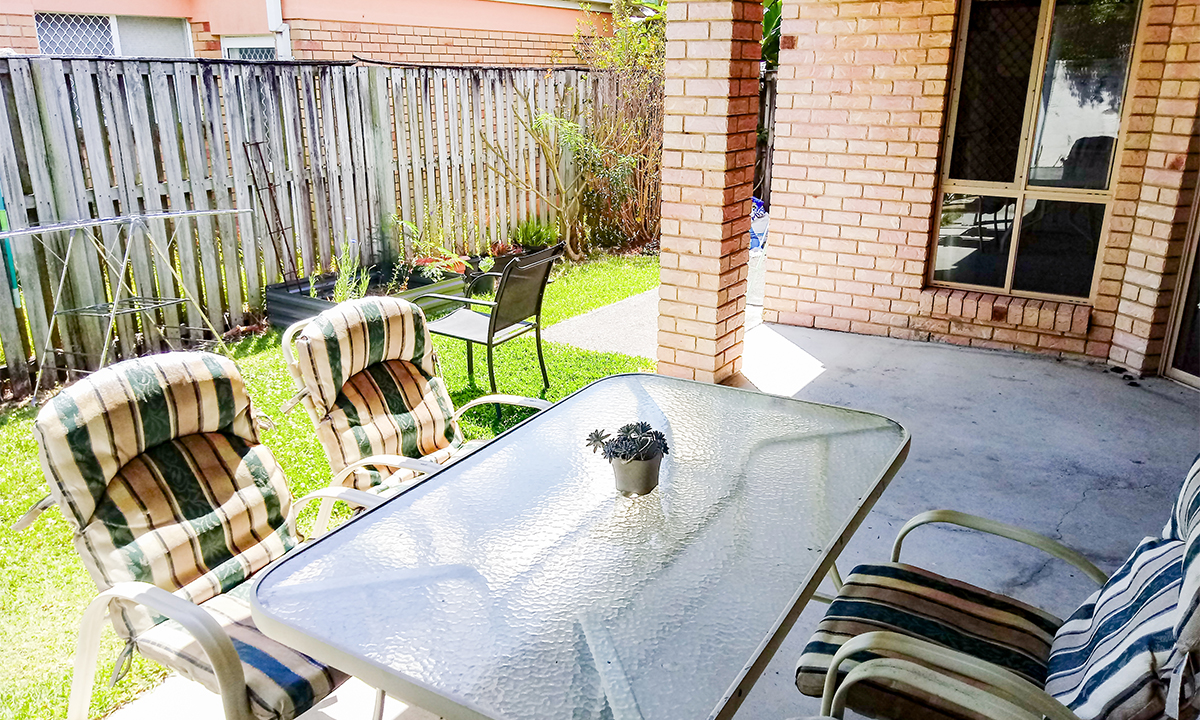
[3,0,597,63]
[283,0,585,36]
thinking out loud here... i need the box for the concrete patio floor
[114,289,1199,720]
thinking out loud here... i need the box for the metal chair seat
[427,307,536,345]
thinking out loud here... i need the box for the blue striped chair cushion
[1167,458,1200,660]
[136,582,347,720]
[796,563,1062,720]
[1162,458,1200,543]
[1045,537,1188,720]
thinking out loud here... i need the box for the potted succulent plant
[586,422,670,496]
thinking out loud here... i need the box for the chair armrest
[891,509,1108,586]
[11,494,54,531]
[329,454,443,489]
[453,394,552,421]
[467,271,503,295]
[69,582,251,720]
[289,487,386,539]
[279,388,310,415]
[315,455,443,535]
[830,658,1049,720]
[820,632,1079,720]
[281,318,314,377]
[418,292,497,308]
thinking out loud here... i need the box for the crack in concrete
[997,486,1093,597]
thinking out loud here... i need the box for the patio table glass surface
[252,373,909,720]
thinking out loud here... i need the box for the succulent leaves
[586,422,669,462]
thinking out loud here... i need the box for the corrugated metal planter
[265,268,467,329]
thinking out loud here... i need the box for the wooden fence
[0,56,591,398]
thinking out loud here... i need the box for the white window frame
[34,13,121,56]
[35,13,197,58]
[221,33,291,61]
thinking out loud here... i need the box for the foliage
[509,219,559,250]
[762,0,782,67]
[490,240,520,257]
[391,204,469,282]
[1052,0,1138,110]
[482,87,637,261]
[586,421,670,462]
[574,0,666,249]
[390,198,491,263]
[331,240,371,304]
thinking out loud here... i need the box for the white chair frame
[802,507,1112,720]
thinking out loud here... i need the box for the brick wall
[764,0,955,342]
[657,0,761,383]
[1105,0,1200,372]
[288,19,576,65]
[0,12,38,54]
[765,0,1199,369]
[190,21,222,59]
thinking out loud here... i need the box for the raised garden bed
[265,265,468,329]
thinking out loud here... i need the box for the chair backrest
[1061,136,1116,189]
[35,352,295,637]
[489,243,564,335]
[1164,457,1200,542]
[1169,458,1200,654]
[291,297,462,483]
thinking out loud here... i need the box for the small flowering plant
[586,422,670,463]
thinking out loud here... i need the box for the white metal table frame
[252,374,911,720]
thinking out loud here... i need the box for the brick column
[1105,0,1200,373]
[657,0,761,384]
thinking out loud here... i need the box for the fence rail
[0,56,589,399]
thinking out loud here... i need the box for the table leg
[373,688,386,720]
[812,562,845,605]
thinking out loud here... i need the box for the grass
[0,254,657,720]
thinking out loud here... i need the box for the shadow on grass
[231,330,282,360]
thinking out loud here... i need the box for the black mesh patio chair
[419,243,564,396]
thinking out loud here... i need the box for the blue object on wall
[0,187,20,309]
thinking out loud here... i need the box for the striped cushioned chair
[32,352,347,720]
[1044,457,1200,720]
[797,562,1063,720]
[282,297,549,531]
[797,458,1200,720]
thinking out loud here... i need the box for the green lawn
[0,254,657,720]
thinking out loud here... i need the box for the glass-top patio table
[251,373,910,720]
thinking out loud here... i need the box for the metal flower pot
[612,450,662,496]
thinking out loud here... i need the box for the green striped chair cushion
[294,297,439,419]
[35,352,296,637]
[136,581,347,720]
[1045,537,1187,720]
[796,563,1062,720]
[294,298,463,488]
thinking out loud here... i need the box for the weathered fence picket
[0,56,590,400]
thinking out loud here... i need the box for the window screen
[35,13,115,56]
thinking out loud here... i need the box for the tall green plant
[332,240,371,304]
[482,87,637,261]
[574,0,666,248]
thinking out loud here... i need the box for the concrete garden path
[114,289,1199,720]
